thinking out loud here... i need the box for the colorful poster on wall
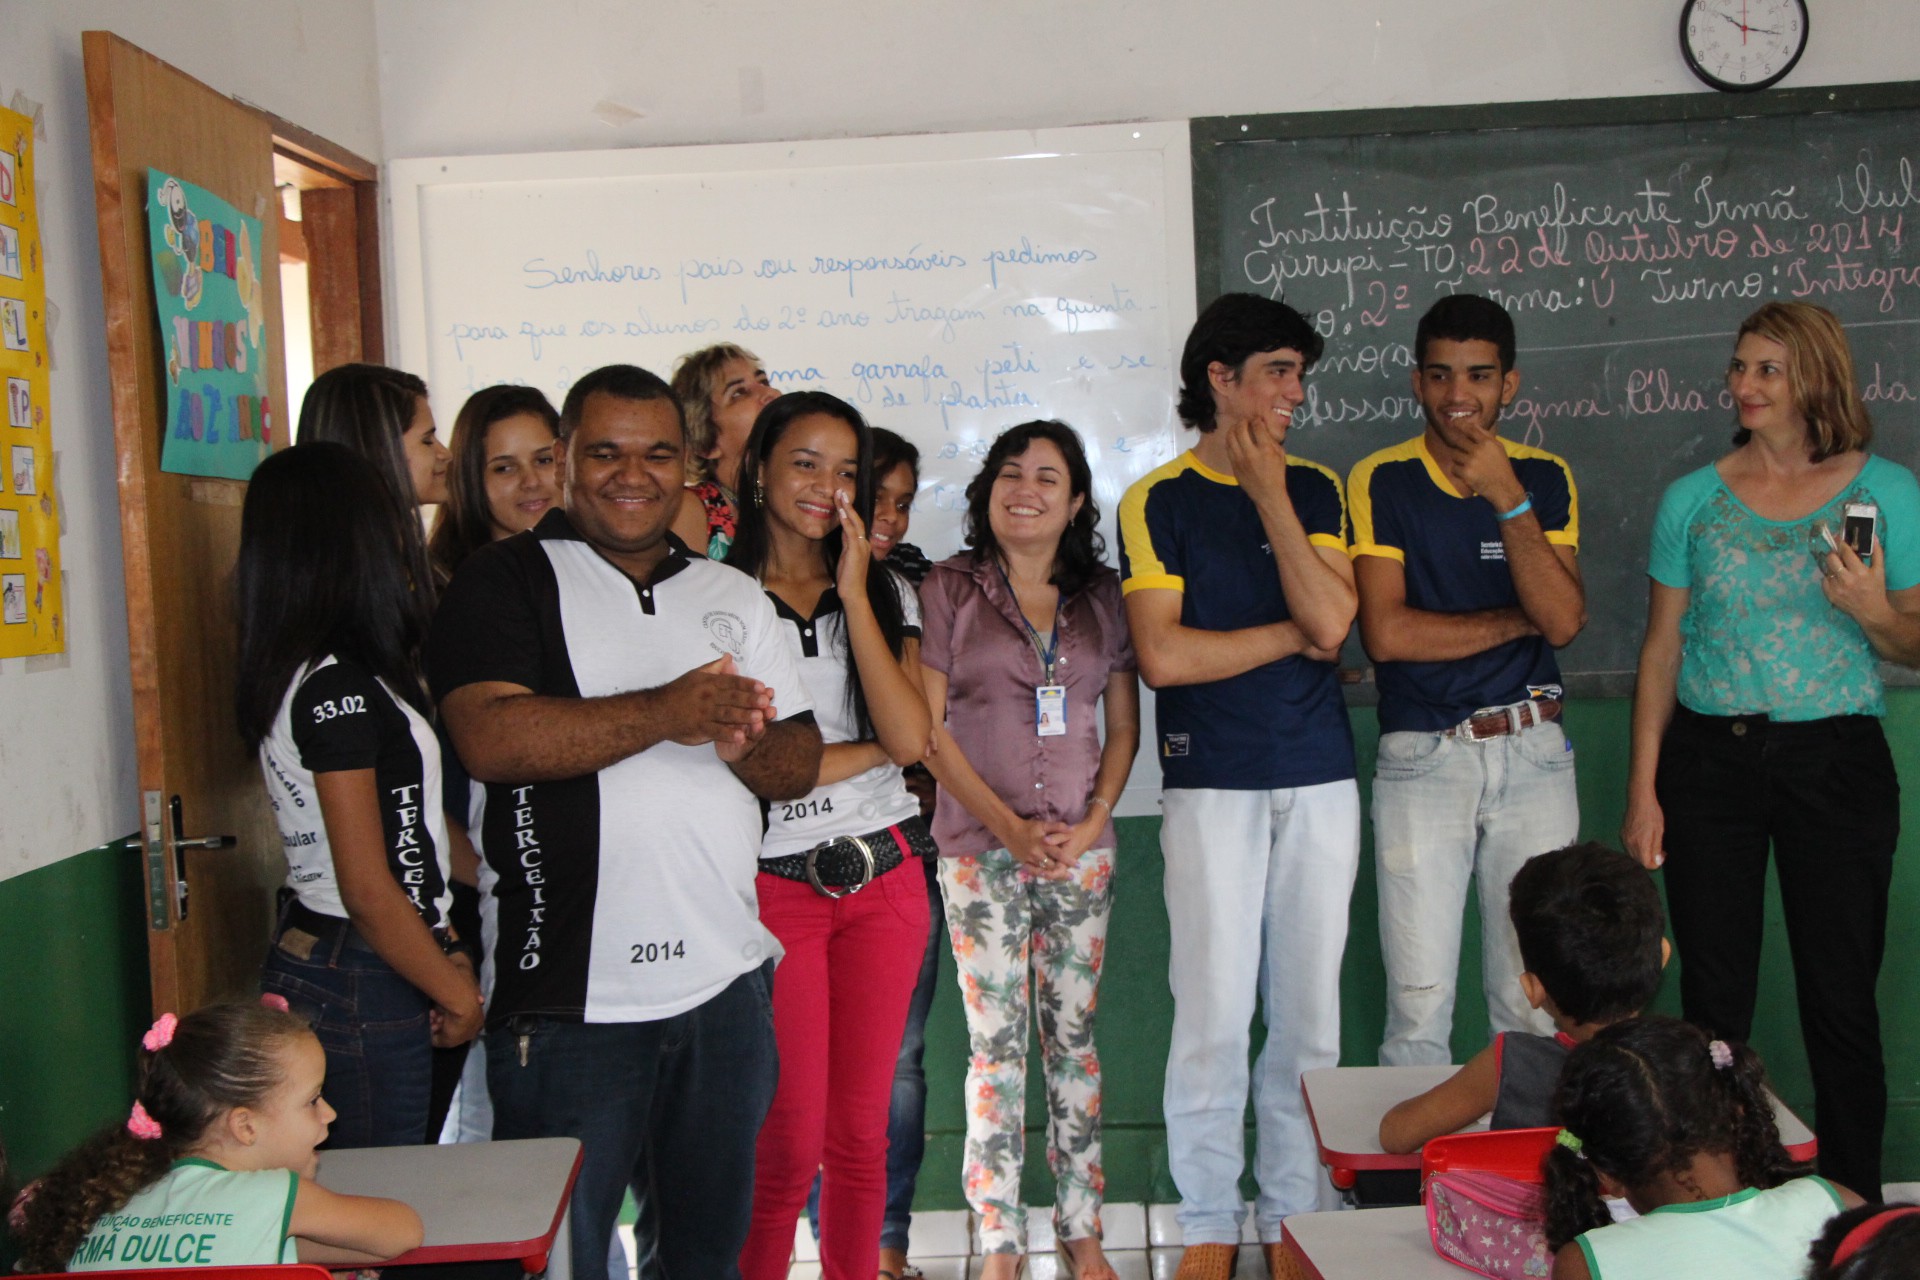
[147,169,272,480]
[0,103,63,657]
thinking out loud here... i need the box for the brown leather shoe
[1261,1241,1305,1280]
[1173,1242,1238,1280]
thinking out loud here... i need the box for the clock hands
[1697,3,1784,38]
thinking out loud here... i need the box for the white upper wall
[0,0,380,879]
[376,0,1920,159]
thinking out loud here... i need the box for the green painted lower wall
[3,692,1915,1233]
[0,839,150,1219]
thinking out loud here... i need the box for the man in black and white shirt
[430,364,822,1280]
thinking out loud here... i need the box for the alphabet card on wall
[146,169,271,480]
[0,102,62,657]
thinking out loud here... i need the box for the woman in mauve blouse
[918,420,1139,1280]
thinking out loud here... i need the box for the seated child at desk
[1806,1202,1920,1280]
[1380,842,1668,1153]
[1543,1015,1863,1280]
[10,999,423,1271]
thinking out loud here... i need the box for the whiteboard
[390,124,1195,816]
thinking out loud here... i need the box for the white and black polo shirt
[259,655,451,928]
[760,569,922,860]
[428,511,814,1025]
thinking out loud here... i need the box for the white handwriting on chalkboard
[1251,194,1451,251]
[1691,179,1804,229]
[1835,157,1920,214]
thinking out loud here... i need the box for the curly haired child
[1543,1015,1863,1280]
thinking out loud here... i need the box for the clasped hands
[663,654,778,763]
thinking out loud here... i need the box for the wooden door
[84,31,291,1016]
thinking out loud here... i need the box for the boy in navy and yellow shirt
[1120,293,1360,1280]
[1348,293,1588,1069]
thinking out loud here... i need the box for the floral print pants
[938,846,1114,1254]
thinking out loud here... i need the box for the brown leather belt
[1444,698,1563,741]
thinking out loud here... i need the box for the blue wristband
[1496,494,1533,522]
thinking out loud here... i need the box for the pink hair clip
[141,1012,178,1052]
[1707,1039,1734,1070]
[260,993,290,1013]
[126,1100,163,1141]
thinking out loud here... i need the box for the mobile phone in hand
[1843,502,1879,566]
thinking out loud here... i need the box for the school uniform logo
[703,610,748,661]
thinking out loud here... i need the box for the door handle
[165,794,237,924]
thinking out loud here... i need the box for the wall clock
[1681,0,1808,92]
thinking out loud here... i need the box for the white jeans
[1160,781,1361,1244]
[1372,719,1579,1067]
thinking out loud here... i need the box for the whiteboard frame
[385,123,1196,819]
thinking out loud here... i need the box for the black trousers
[1657,706,1897,1200]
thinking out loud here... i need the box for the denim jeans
[260,906,433,1149]
[486,962,779,1280]
[1161,781,1361,1243]
[1658,708,1897,1200]
[1372,719,1578,1067]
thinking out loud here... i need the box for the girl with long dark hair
[298,363,446,593]
[236,444,482,1149]
[427,384,562,580]
[728,392,932,1280]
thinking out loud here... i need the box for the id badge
[1035,684,1066,737]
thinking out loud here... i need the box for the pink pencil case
[1425,1169,1553,1278]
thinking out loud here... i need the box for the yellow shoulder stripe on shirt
[1345,436,1425,561]
[1501,438,1581,549]
[1118,452,1196,596]
[1286,454,1350,547]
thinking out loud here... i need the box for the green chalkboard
[1194,82,1920,690]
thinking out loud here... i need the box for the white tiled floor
[748,1204,1275,1280]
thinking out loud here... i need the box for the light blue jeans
[1161,781,1361,1244]
[1372,719,1578,1067]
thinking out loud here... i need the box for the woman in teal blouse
[1624,301,1920,1203]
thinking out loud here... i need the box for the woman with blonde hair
[669,343,780,557]
[1625,300,1920,1202]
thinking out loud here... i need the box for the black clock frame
[1680,0,1810,94]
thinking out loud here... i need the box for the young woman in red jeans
[729,392,933,1280]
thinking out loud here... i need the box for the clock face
[1682,0,1809,92]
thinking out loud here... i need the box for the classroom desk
[316,1137,582,1278]
[1280,1206,1456,1280]
[1301,1066,1818,1189]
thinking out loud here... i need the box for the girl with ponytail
[10,1001,420,1272]
[1542,1015,1864,1280]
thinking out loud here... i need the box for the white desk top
[316,1137,582,1267]
[1302,1066,1471,1171]
[1282,1206,1457,1280]
[1302,1065,1816,1170]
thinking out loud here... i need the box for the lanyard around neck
[993,558,1059,683]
